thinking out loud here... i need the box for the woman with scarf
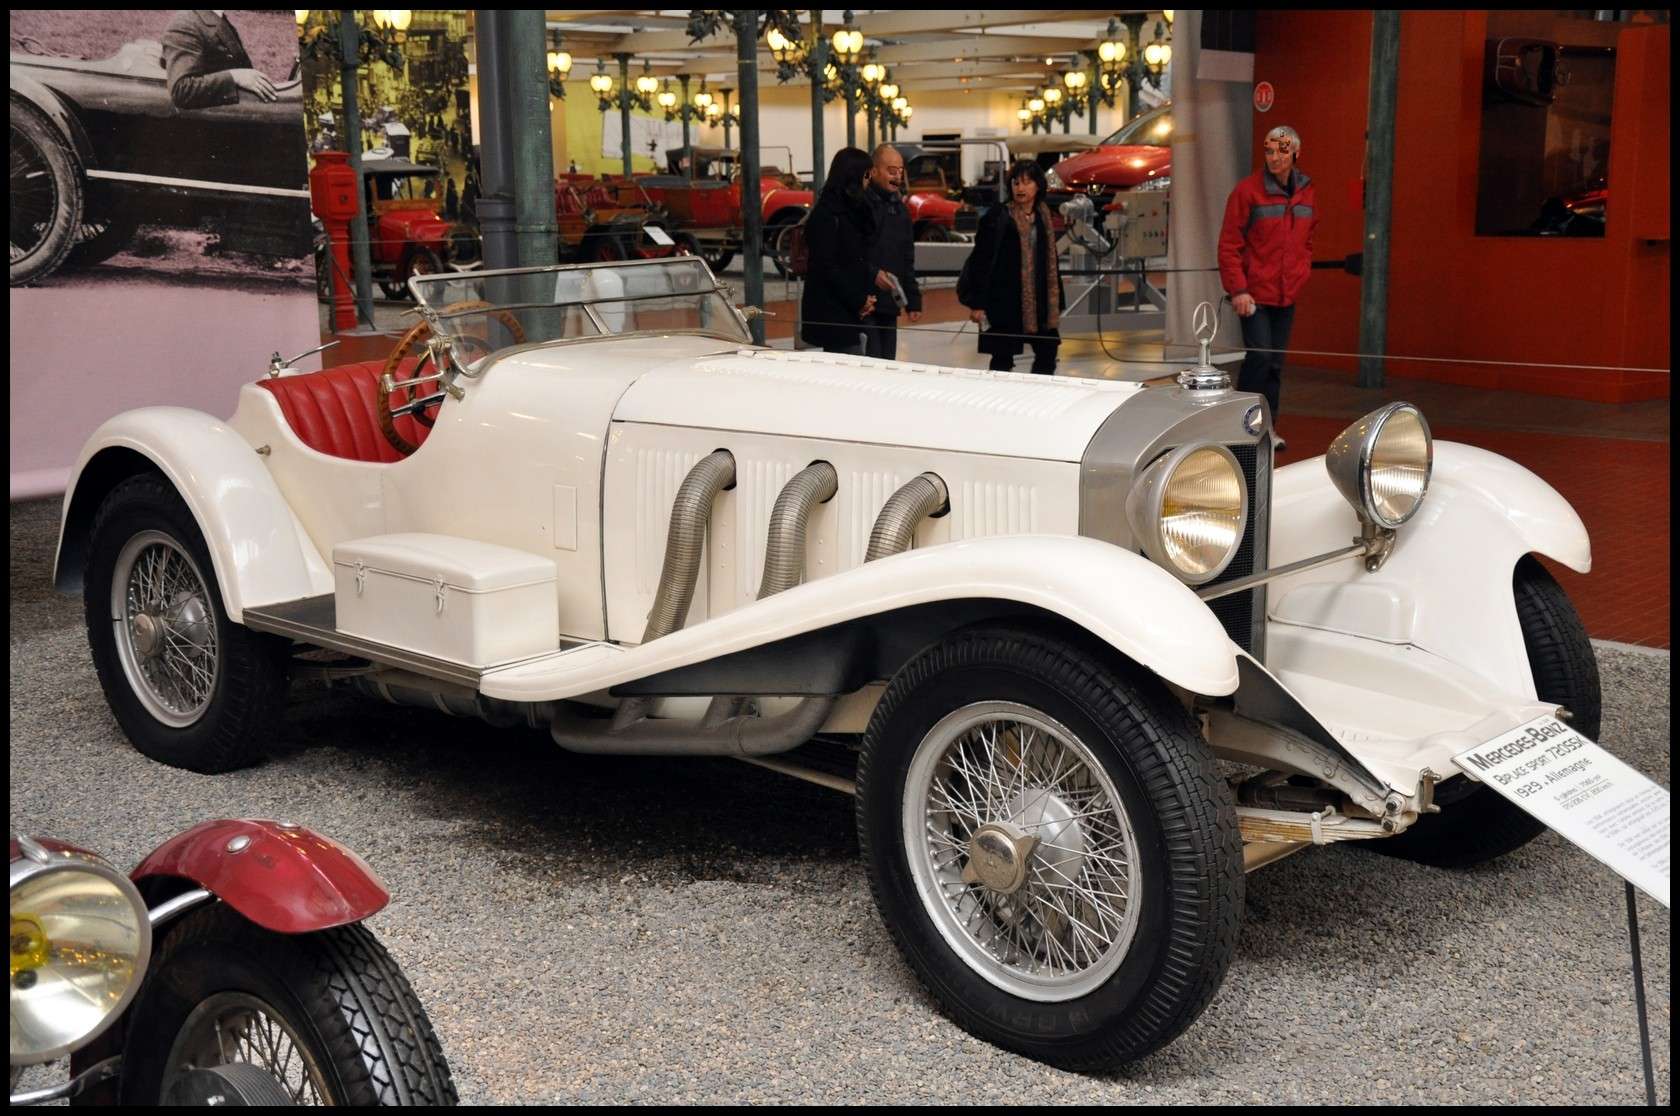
[800,147,879,354]
[957,161,1065,374]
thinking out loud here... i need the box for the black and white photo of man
[162,8,278,109]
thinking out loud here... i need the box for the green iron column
[338,10,374,325]
[679,74,692,151]
[616,54,633,178]
[1358,11,1400,388]
[735,13,765,344]
[507,10,556,269]
[809,10,826,194]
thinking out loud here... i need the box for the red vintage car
[334,158,478,300]
[1043,101,1175,207]
[556,176,680,262]
[891,144,980,241]
[635,146,812,273]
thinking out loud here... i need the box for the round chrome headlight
[1326,402,1434,529]
[1125,442,1249,584]
[1045,166,1065,191]
[10,839,151,1067]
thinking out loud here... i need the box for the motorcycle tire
[99,903,458,1105]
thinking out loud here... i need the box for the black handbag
[957,210,1004,309]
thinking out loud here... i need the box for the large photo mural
[9,9,318,498]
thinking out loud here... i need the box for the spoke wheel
[163,992,331,1105]
[906,702,1143,1001]
[858,624,1242,1071]
[110,530,219,728]
[83,474,290,773]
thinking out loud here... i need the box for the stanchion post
[1625,882,1657,1106]
[735,11,765,345]
[339,9,375,326]
[1358,10,1400,388]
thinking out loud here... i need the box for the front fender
[1267,440,1590,698]
[10,74,96,169]
[133,819,389,934]
[482,534,1240,702]
[54,408,334,622]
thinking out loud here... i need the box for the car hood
[612,349,1142,462]
[1053,145,1171,189]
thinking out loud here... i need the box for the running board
[241,595,587,690]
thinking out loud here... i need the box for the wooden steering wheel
[376,300,526,456]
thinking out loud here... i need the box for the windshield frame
[408,257,753,367]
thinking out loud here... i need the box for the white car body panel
[1265,441,1591,700]
[57,408,333,622]
[479,534,1242,702]
[612,348,1143,462]
[601,422,1083,642]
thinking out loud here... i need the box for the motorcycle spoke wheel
[165,992,330,1106]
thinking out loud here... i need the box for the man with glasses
[1218,124,1317,452]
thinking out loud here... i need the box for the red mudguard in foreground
[132,818,389,933]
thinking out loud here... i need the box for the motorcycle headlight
[1126,443,1249,584]
[10,840,151,1067]
[1045,167,1065,191]
[1326,402,1433,529]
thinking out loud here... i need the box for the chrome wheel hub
[904,702,1144,1002]
[110,531,219,728]
[165,991,328,1106]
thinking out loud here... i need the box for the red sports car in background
[1044,101,1174,206]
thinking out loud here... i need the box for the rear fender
[53,408,333,622]
[1267,440,1590,698]
[481,534,1241,702]
[132,819,389,933]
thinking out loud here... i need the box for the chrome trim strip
[241,595,486,688]
[147,888,213,927]
[85,170,309,198]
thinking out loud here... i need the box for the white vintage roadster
[54,257,1600,1071]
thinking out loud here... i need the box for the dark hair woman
[799,147,879,353]
[956,159,1065,373]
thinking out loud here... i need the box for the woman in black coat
[958,160,1066,374]
[800,147,878,354]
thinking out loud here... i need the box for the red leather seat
[257,359,432,463]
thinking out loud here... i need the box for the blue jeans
[1237,303,1295,416]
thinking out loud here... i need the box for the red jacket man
[1218,125,1317,444]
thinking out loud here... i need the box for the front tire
[11,99,85,285]
[83,474,291,773]
[104,904,458,1105]
[857,625,1243,1071]
[1376,556,1602,868]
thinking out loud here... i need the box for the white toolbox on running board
[333,533,558,667]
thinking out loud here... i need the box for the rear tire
[857,624,1242,1071]
[1375,556,1601,868]
[83,474,291,773]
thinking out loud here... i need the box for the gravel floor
[9,497,1670,1105]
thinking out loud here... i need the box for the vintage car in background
[887,143,980,241]
[317,158,479,301]
[635,145,813,273]
[963,134,1111,234]
[52,257,1602,1072]
[555,175,681,263]
[9,824,455,1105]
[1043,100,1175,208]
[10,38,310,286]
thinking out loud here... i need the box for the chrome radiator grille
[1200,441,1271,659]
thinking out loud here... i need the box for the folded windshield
[409,257,749,369]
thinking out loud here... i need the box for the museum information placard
[1454,716,1670,907]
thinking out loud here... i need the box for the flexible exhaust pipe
[612,449,736,730]
[702,461,839,725]
[551,469,948,757]
[865,473,948,561]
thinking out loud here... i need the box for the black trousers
[864,315,898,360]
[1237,303,1295,417]
[986,333,1060,374]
